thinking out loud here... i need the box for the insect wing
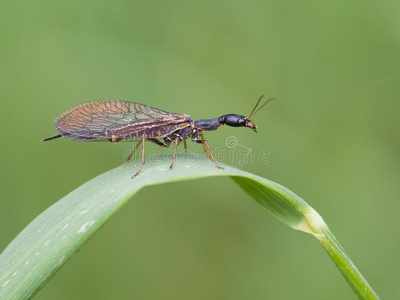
[54,100,190,141]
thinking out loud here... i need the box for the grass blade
[0,154,379,299]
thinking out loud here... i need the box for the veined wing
[54,100,191,141]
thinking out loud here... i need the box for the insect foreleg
[192,132,223,169]
[190,130,208,156]
[199,132,208,157]
[202,140,223,169]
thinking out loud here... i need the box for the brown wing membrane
[54,100,192,141]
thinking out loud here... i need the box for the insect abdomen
[105,122,192,140]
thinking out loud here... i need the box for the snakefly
[41,95,274,177]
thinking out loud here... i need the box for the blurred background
[1,0,399,299]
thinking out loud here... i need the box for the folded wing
[54,100,191,141]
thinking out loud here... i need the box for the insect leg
[147,138,170,147]
[192,133,223,169]
[170,137,180,169]
[132,137,146,178]
[202,140,223,169]
[183,139,188,153]
[199,132,208,157]
[119,139,143,166]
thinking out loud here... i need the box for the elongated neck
[193,117,221,131]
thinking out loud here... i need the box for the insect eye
[238,119,246,126]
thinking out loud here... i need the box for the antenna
[248,95,275,120]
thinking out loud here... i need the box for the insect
[41,95,274,177]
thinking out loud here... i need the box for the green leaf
[0,154,379,299]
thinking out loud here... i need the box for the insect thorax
[193,117,220,131]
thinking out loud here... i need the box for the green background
[1,0,399,299]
